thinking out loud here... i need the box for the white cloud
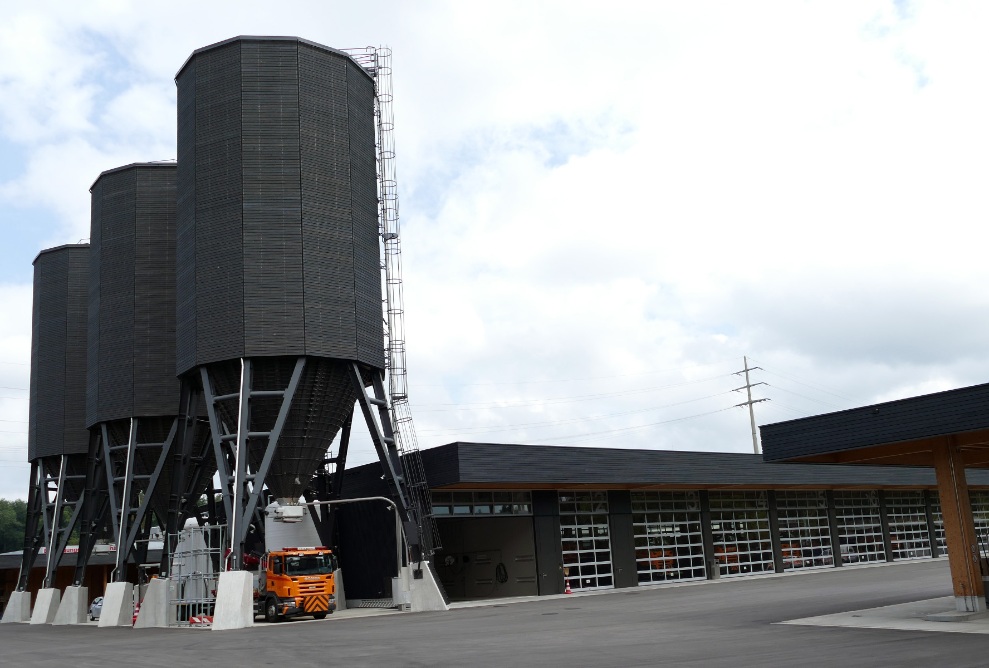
[3,0,989,492]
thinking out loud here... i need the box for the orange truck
[254,546,338,622]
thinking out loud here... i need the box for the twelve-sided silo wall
[175,36,384,376]
[87,163,179,427]
[28,245,90,461]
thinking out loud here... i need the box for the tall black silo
[85,163,214,581]
[175,37,412,566]
[17,244,90,591]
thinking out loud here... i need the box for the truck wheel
[264,598,281,623]
[312,612,327,620]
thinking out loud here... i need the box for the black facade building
[337,442,989,602]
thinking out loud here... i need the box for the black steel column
[607,490,637,588]
[878,490,894,561]
[767,490,784,573]
[700,490,717,579]
[532,491,562,595]
[825,490,842,568]
[923,489,940,558]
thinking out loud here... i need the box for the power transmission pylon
[734,356,768,454]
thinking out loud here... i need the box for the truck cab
[255,546,338,622]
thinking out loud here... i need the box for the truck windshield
[284,554,336,575]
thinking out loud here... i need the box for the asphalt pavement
[2,559,986,667]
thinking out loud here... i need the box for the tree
[0,499,28,554]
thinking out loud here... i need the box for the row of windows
[431,491,532,516]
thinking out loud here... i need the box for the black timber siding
[87,164,179,426]
[340,442,989,490]
[409,442,989,488]
[175,37,383,374]
[760,383,989,462]
[29,245,90,460]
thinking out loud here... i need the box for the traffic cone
[564,578,572,595]
[132,601,141,626]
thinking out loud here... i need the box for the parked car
[89,596,103,621]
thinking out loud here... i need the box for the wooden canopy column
[934,437,985,611]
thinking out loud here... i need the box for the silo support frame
[42,455,87,588]
[16,461,46,591]
[201,357,306,569]
[304,409,354,548]
[162,379,215,575]
[95,419,174,581]
[73,434,112,586]
[347,362,422,556]
[113,418,179,578]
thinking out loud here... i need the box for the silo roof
[174,35,374,82]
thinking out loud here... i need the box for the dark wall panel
[29,245,90,459]
[133,166,179,416]
[347,62,385,369]
[175,57,198,375]
[95,168,136,424]
[192,40,245,367]
[241,40,305,358]
[299,43,357,361]
[88,164,178,425]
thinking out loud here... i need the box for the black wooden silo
[20,244,91,590]
[88,163,179,427]
[175,37,382,502]
[87,162,214,531]
[29,245,90,462]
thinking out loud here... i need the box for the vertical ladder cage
[345,45,441,557]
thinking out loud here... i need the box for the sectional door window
[559,491,614,591]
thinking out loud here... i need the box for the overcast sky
[2,1,989,500]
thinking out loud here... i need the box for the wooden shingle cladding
[28,245,90,460]
[760,383,989,467]
[87,163,178,427]
[174,36,383,375]
[341,442,989,493]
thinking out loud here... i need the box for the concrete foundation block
[134,578,169,628]
[407,561,448,612]
[98,582,134,628]
[30,588,60,625]
[211,571,254,631]
[52,586,88,625]
[334,569,346,611]
[1,591,32,623]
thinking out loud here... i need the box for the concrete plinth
[52,586,88,625]
[98,582,134,628]
[30,588,60,625]
[134,579,169,629]
[1,591,32,623]
[211,571,254,631]
[394,562,448,612]
[334,569,346,611]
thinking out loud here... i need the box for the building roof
[760,382,989,466]
[342,441,989,495]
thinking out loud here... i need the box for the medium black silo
[175,37,382,505]
[87,163,217,551]
[88,163,179,427]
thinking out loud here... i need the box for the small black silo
[19,244,91,588]
[175,37,382,503]
[88,163,213,542]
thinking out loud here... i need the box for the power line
[418,390,737,436]
[413,373,733,411]
[530,406,737,446]
[412,357,742,388]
